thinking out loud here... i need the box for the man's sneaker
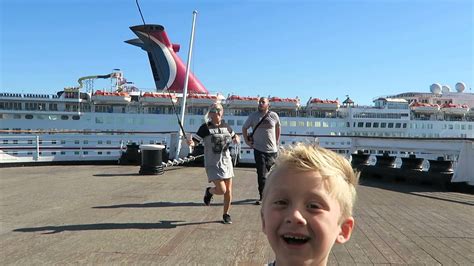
[222,214,232,224]
[203,187,213,206]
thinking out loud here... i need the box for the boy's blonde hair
[263,143,359,221]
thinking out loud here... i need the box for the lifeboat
[410,102,440,114]
[226,95,259,108]
[307,98,339,111]
[92,90,131,104]
[466,107,474,118]
[441,103,469,115]
[140,92,177,105]
[186,93,223,106]
[269,97,300,109]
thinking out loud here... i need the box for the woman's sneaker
[203,187,213,206]
[222,214,232,224]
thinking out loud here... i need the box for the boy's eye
[307,202,322,210]
[272,200,287,206]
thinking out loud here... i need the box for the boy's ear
[336,217,354,244]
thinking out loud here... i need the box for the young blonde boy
[261,143,359,266]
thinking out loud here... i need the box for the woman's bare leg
[223,179,232,214]
[210,180,226,195]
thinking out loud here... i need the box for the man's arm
[275,123,281,144]
[242,117,253,148]
[273,112,281,145]
[242,126,248,139]
[242,126,253,147]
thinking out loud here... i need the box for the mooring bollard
[119,142,140,165]
[428,157,454,174]
[401,154,424,171]
[139,144,165,175]
[351,150,370,168]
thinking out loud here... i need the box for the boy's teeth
[284,235,306,240]
[282,234,310,244]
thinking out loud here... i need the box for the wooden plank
[1,165,473,265]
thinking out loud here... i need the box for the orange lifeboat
[226,95,259,108]
[92,90,131,103]
[307,98,339,110]
[466,107,474,118]
[441,103,469,115]
[410,102,440,114]
[269,97,300,109]
[186,93,224,106]
[140,92,177,105]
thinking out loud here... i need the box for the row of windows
[239,148,349,155]
[4,150,114,156]
[416,99,453,105]
[0,114,80,120]
[0,101,59,111]
[1,138,164,146]
[353,113,409,119]
[25,102,47,111]
[0,101,93,112]
[0,102,22,110]
[2,139,114,145]
[442,124,473,130]
[354,122,407,129]
[1,113,472,132]
[349,131,453,138]
[147,106,175,114]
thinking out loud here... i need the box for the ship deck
[1,164,473,265]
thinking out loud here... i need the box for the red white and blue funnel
[126,24,208,94]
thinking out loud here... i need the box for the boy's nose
[285,209,307,225]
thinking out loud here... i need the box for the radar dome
[430,83,442,94]
[441,85,451,93]
[455,82,466,92]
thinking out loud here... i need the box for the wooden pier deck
[1,164,473,265]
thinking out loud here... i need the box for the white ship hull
[1,108,473,161]
[2,88,474,184]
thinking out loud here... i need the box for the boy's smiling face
[261,168,354,266]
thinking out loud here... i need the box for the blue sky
[1,0,472,105]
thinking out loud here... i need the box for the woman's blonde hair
[263,143,359,221]
[204,102,224,122]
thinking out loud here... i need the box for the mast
[174,10,198,159]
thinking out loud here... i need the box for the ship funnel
[126,24,208,94]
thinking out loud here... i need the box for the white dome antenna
[441,85,451,93]
[455,82,466,92]
[430,83,442,94]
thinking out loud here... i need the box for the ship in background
[1,24,473,184]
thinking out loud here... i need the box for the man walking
[242,97,280,205]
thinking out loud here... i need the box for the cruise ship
[1,24,473,184]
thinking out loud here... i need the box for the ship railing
[268,134,473,185]
[0,135,121,163]
[349,136,473,185]
[0,131,173,164]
